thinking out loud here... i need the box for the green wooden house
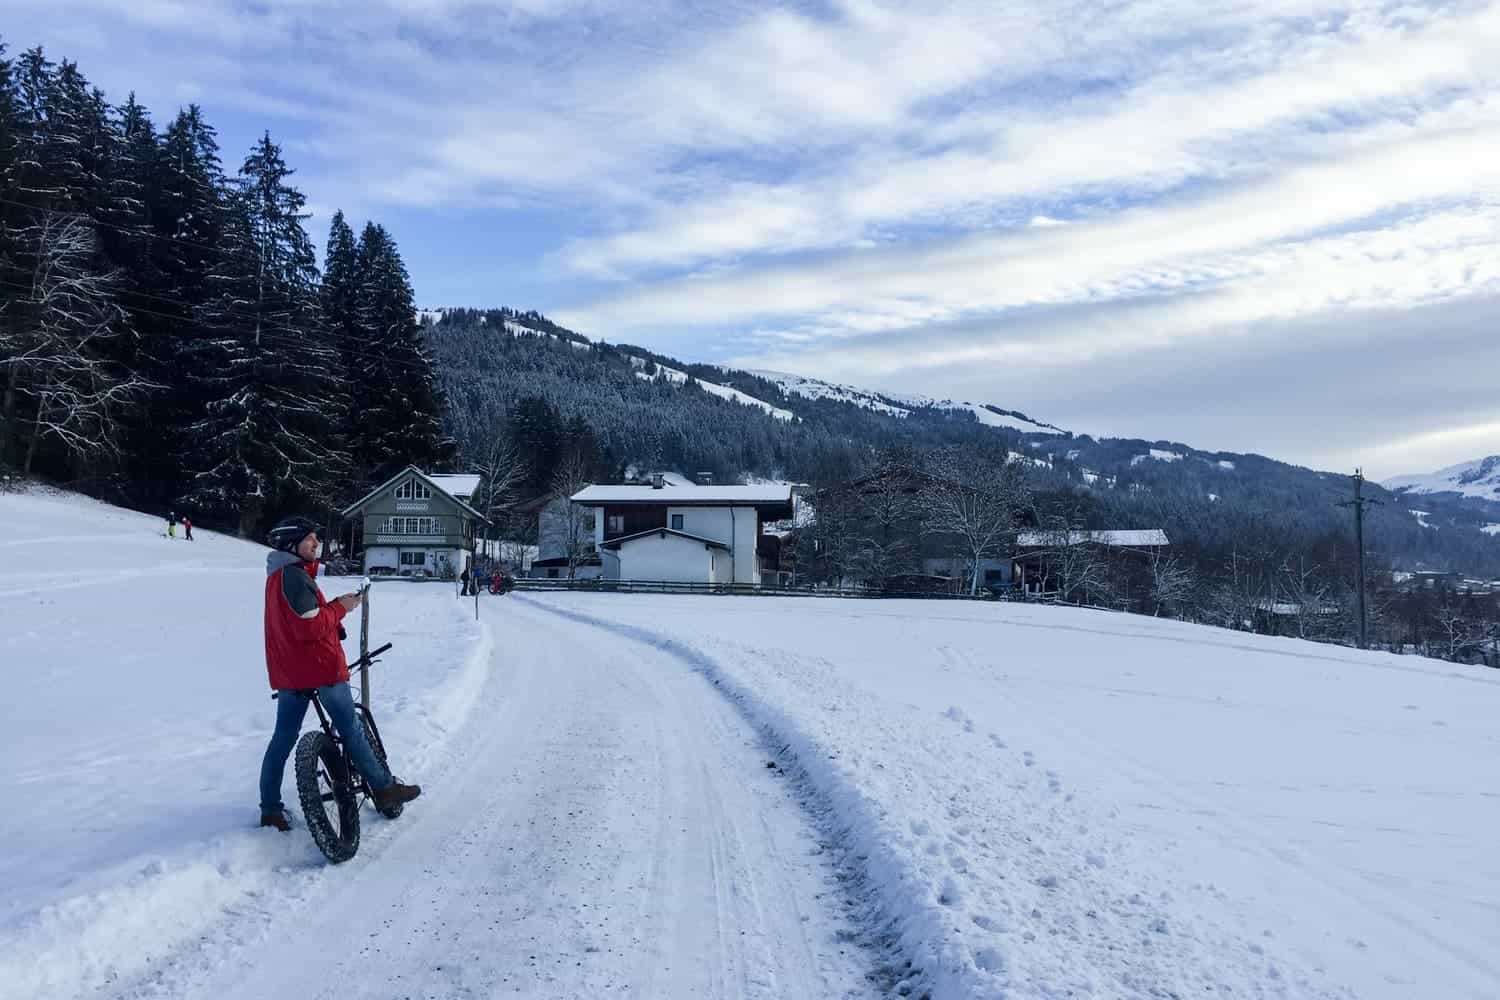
[340,466,488,577]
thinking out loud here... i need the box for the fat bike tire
[294,730,361,863]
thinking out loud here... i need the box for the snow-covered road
[0,491,876,1000]
[7,490,1497,1000]
[135,595,876,1000]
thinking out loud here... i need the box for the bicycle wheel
[294,730,361,863]
[358,708,404,820]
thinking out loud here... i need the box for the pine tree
[348,221,450,486]
[0,40,24,466]
[89,92,166,502]
[321,210,361,489]
[136,105,228,506]
[180,133,348,536]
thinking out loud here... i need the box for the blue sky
[14,0,1500,479]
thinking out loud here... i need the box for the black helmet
[267,516,319,553]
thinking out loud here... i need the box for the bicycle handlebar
[350,641,393,673]
[270,642,393,699]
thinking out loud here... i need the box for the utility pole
[1337,469,1382,650]
[359,579,371,705]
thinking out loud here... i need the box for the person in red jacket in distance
[258,517,421,832]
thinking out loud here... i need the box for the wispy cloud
[11,0,1499,475]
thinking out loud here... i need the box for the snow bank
[0,489,488,1000]
[519,593,1498,1000]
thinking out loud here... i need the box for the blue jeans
[259,682,392,814]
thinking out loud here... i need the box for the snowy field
[0,490,489,999]
[2,489,1497,999]
[510,595,1500,1000]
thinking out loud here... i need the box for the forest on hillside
[424,308,1500,581]
[0,37,451,534]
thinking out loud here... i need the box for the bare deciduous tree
[472,419,529,559]
[3,213,146,474]
[920,445,1030,595]
[1276,555,1336,639]
[550,448,595,580]
[1205,546,1275,632]
[803,483,864,588]
[1148,547,1196,618]
[848,448,923,586]
[1034,522,1110,605]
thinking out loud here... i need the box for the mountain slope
[422,307,1500,578]
[752,369,1068,435]
[1385,456,1500,504]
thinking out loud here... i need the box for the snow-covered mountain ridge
[424,306,1068,436]
[1385,455,1500,502]
[750,369,1069,435]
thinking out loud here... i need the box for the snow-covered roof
[1015,529,1169,548]
[573,483,794,505]
[339,466,487,521]
[428,474,480,498]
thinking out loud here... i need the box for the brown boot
[373,780,421,809]
[260,810,292,832]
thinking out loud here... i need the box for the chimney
[650,473,665,490]
[694,472,713,486]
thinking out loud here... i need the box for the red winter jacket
[264,550,349,690]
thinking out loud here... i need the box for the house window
[395,479,431,500]
[400,551,425,566]
[607,514,625,534]
[382,517,441,535]
[547,567,559,578]
[670,514,684,531]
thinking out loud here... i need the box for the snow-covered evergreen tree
[180,134,348,536]
[348,221,451,487]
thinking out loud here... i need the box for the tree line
[0,39,451,535]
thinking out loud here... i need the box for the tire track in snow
[510,594,912,996]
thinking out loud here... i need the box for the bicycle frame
[312,642,390,801]
[277,642,393,807]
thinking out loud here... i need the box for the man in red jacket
[258,517,420,831]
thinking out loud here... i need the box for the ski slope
[3,489,1497,999]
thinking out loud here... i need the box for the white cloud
[558,2,1500,275]
[11,0,1497,475]
[557,116,1500,345]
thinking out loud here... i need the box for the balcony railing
[370,533,461,545]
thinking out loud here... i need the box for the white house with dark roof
[570,478,796,585]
